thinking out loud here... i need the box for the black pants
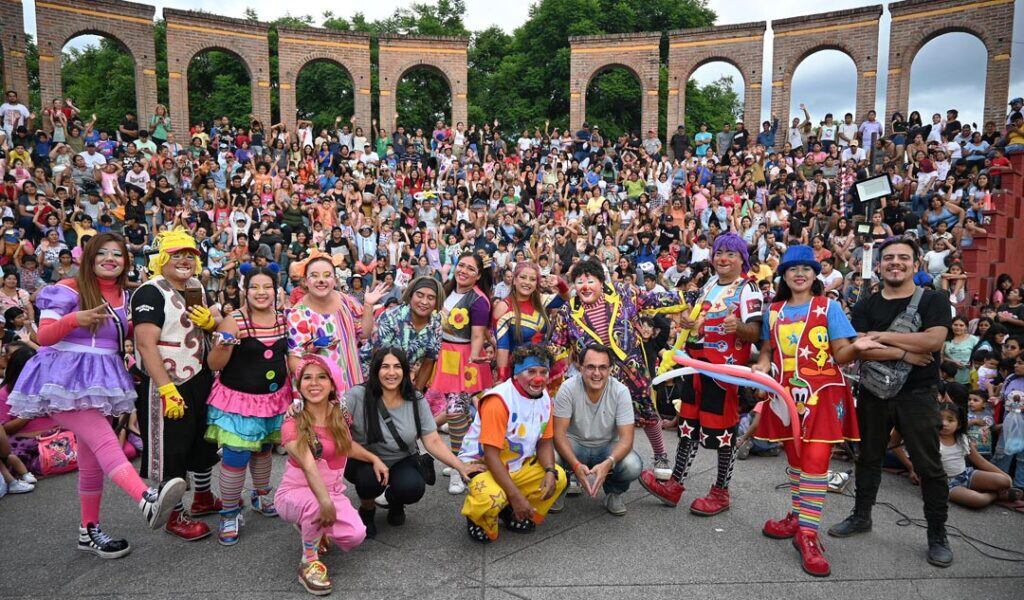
[853,385,948,526]
[136,369,219,481]
[344,455,425,507]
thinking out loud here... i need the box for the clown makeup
[783,264,815,296]
[713,250,743,281]
[299,363,334,405]
[305,260,337,299]
[514,362,550,398]
[454,256,480,292]
[573,273,602,305]
[94,242,125,279]
[245,273,275,311]
[167,250,197,284]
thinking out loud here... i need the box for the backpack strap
[905,286,925,317]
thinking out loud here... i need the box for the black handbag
[377,398,436,486]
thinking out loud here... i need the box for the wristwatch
[606,456,617,469]
[544,467,558,477]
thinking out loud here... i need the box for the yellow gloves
[187,306,216,332]
[159,382,185,419]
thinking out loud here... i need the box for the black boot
[826,510,872,538]
[77,523,131,559]
[926,523,953,568]
[386,504,406,527]
[358,507,377,539]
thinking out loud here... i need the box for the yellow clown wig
[148,228,202,276]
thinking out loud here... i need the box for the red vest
[769,296,847,408]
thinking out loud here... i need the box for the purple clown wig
[711,232,750,272]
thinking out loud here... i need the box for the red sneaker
[763,512,799,539]
[689,485,730,516]
[638,470,684,507]
[165,509,213,541]
[792,529,831,577]
[190,491,222,517]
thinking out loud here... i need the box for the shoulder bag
[858,286,925,399]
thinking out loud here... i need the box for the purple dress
[7,283,136,418]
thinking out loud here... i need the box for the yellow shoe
[298,560,332,596]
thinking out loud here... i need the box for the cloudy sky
[18,0,1024,126]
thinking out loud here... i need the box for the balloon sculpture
[653,349,803,456]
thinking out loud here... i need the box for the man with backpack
[829,237,954,567]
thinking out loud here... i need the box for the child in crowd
[975,350,1000,396]
[275,355,373,596]
[938,402,1019,508]
[967,390,995,458]
[992,356,1024,491]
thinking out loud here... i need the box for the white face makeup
[94,242,125,279]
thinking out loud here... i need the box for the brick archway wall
[164,9,271,131]
[888,0,1014,128]
[0,0,29,103]
[771,5,882,145]
[35,0,157,123]
[378,35,468,130]
[666,22,765,146]
[277,27,371,133]
[569,33,661,137]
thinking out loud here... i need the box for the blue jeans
[558,440,643,495]
[991,451,1024,489]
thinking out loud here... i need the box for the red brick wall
[770,5,883,145]
[0,0,29,103]
[164,8,271,130]
[666,22,766,146]
[569,32,661,137]
[34,0,157,121]
[277,26,371,133]
[887,0,1014,128]
[377,35,468,130]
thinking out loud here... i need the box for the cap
[1011,97,1024,105]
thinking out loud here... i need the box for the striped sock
[798,472,829,532]
[714,445,736,489]
[671,438,700,483]
[302,539,319,564]
[219,464,247,512]
[191,469,213,493]
[642,422,667,458]
[448,413,472,454]
[787,467,801,516]
[249,450,273,492]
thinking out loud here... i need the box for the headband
[513,355,550,376]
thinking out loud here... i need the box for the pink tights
[51,409,150,526]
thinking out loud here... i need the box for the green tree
[684,76,742,138]
[61,38,136,132]
[187,50,251,127]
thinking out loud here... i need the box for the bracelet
[606,456,617,469]
[544,467,558,477]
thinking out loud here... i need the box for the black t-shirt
[851,288,952,391]
[997,303,1024,337]
[131,285,167,328]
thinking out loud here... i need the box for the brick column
[378,35,469,129]
[569,33,661,137]
[0,0,29,103]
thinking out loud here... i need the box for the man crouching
[459,345,567,542]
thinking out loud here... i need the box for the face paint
[530,375,547,387]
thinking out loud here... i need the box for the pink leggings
[51,409,149,525]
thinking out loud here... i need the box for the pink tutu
[208,379,291,418]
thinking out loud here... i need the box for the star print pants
[676,372,739,449]
[461,458,567,540]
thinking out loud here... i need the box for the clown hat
[778,245,820,275]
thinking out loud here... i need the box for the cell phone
[182,286,204,309]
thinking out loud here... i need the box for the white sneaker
[439,423,450,434]
[653,457,672,481]
[20,472,37,485]
[7,479,34,494]
[604,492,627,516]
[374,492,389,508]
[448,471,466,495]
[441,466,453,476]
[566,479,582,496]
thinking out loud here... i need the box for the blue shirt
[761,298,856,343]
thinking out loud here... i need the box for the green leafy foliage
[186,50,252,127]
[684,76,742,138]
[295,61,355,130]
[61,39,136,132]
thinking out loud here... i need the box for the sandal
[466,518,491,543]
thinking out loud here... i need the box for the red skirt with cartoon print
[755,379,859,444]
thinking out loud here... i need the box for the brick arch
[771,4,882,144]
[164,9,271,131]
[667,22,765,146]
[888,0,1013,127]
[35,0,157,124]
[569,33,660,137]
[277,27,371,133]
[378,35,468,130]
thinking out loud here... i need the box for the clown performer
[286,253,388,394]
[431,252,494,495]
[132,228,223,541]
[205,265,291,545]
[458,345,567,542]
[550,258,685,482]
[751,246,881,577]
[7,233,186,558]
[639,232,762,514]
[276,354,373,596]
